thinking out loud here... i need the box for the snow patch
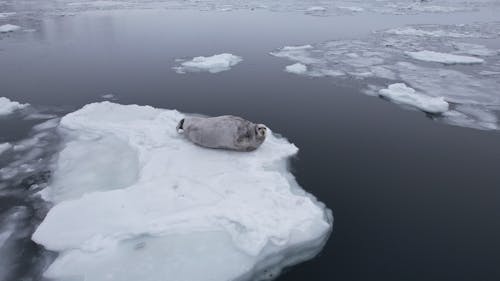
[405,50,484,64]
[0,97,29,116]
[174,53,242,74]
[0,24,21,33]
[379,83,449,114]
[32,102,332,281]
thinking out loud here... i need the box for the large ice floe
[31,102,332,281]
[0,97,28,115]
[174,53,242,74]
[270,22,500,131]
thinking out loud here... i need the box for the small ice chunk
[174,53,242,74]
[479,71,500,76]
[306,6,326,12]
[0,143,12,155]
[0,12,16,18]
[270,45,319,65]
[285,63,307,74]
[405,50,484,64]
[338,6,364,12]
[0,24,21,33]
[385,27,468,38]
[379,83,449,114]
[0,97,29,115]
[281,45,313,51]
[101,94,116,100]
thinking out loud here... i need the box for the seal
[177,115,267,151]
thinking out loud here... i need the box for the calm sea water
[1,7,500,281]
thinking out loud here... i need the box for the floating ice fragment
[338,6,364,12]
[0,97,29,115]
[270,45,319,65]
[281,45,313,51]
[0,143,12,155]
[379,83,449,114]
[405,50,484,64]
[32,102,332,281]
[285,63,307,74]
[101,94,116,100]
[385,27,469,38]
[0,24,21,33]
[0,12,16,18]
[174,53,242,74]
[306,6,326,12]
[452,42,496,57]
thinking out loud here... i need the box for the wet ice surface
[31,102,332,281]
[270,21,500,130]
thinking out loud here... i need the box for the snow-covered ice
[285,63,307,74]
[405,50,484,64]
[0,24,21,33]
[174,53,242,74]
[32,102,332,281]
[379,83,449,114]
[0,97,29,115]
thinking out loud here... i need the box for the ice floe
[271,22,500,130]
[452,42,497,57]
[174,53,242,74]
[338,6,364,12]
[0,24,21,33]
[379,83,449,114]
[285,63,307,74]
[0,97,29,116]
[0,12,16,18]
[405,50,484,64]
[0,143,12,155]
[32,102,332,281]
[306,6,326,12]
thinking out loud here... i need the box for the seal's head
[255,124,267,139]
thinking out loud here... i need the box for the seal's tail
[176,118,185,133]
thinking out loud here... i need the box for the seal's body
[177,116,267,151]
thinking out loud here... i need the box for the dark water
[1,8,500,281]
